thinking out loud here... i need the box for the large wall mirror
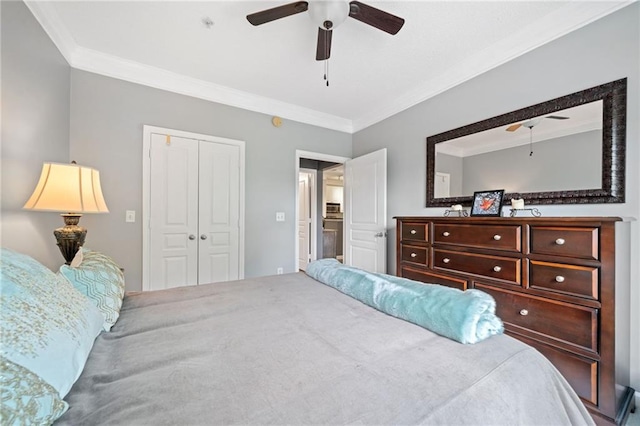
[426,78,627,207]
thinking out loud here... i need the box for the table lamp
[23,162,109,264]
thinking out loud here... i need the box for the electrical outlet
[276,212,285,222]
[125,210,136,223]
[276,267,284,275]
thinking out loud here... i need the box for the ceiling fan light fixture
[308,1,349,30]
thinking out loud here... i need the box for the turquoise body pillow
[305,259,503,344]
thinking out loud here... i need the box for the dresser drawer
[433,249,520,284]
[476,284,598,353]
[529,260,599,300]
[516,335,598,405]
[401,223,428,242]
[400,266,468,291]
[400,245,428,265]
[530,226,598,260]
[433,224,521,252]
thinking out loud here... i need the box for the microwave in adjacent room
[326,203,341,214]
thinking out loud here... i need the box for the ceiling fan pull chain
[326,59,330,87]
[529,127,534,156]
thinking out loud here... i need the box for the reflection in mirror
[426,78,626,207]
[436,101,603,197]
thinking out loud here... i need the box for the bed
[0,249,594,425]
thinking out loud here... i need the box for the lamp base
[54,214,87,265]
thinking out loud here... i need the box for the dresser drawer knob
[555,238,566,245]
[442,258,451,264]
[519,309,529,316]
[410,229,417,235]
[493,234,501,241]
[410,252,417,258]
[493,266,502,272]
[442,231,450,237]
[555,275,565,283]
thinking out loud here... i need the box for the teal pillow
[0,356,68,425]
[0,248,104,398]
[58,248,125,331]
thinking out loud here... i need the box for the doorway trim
[142,125,246,290]
[295,150,350,272]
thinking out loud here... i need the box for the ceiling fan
[246,1,405,61]
[505,115,569,132]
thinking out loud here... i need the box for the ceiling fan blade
[348,1,405,35]
[506,123,522,132]
[247,1,308,26]
[546,115,569,120]
[316,28,332,61]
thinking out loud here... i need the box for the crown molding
[24,1,77,65]
[25,1,631,135]
[23,1,353,134]
[70,46,353,133]
[351,1,633,133]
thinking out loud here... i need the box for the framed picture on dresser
[470,189,504,216]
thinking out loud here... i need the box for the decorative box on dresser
[395,216,635,425]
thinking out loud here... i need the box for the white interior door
[344,148,387,273]
[198,141,241,284]
[435,172,451,198]
[149,134,199,289]
[298,172,311,270]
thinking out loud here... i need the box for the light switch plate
[125,210,136,223]
[276,212,285,222]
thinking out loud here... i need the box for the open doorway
[295,151,349,272]
[295,149,388,274]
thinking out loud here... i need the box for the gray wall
[69,70,352,290]
[353,3,639,398]
[1,1,71,269]
[461,130,602,195]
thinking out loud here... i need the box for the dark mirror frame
[426,78,627,207]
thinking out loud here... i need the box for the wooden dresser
[395,216,634,425]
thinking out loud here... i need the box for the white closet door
[149,134,199,290]
[198,141,240,284]
[344,148,387,273]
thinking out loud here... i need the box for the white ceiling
[26,1,631,133]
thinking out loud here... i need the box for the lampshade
[23,162,109,213]
[24,162,109,265]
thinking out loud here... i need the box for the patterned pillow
[0,356,68,425]
[58,248,125,331]
[0,248,104,398]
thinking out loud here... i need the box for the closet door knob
[442,231,450,237]
[200,234,208,240]
[442,258,451,264]
[493,234,501,241]
[519,309,529,316]
[188,235,196,240]
[410,229,417,235]
[493,266,502,272]
[555,238,566,245]
[555,276,565,283]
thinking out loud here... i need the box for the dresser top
[394,216,622,223]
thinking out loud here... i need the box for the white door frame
[142,125,246,291]
[298,168,317,269]
[295,150,350,272]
